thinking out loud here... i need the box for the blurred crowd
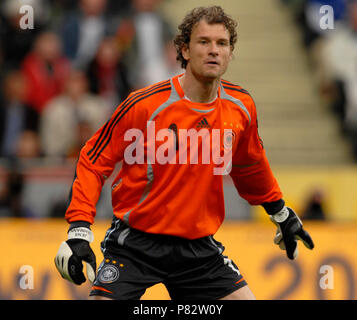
[0,0,184,218]
[0,0,182,162]
[282,0,357,161]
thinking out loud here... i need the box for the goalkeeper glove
[54,223,96,285]
[269,206,314,260]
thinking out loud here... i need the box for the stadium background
[0,0,356,300]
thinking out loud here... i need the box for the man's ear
[181,43,190,61]
[229,46,233,61]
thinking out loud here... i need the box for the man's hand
[54,226,96,285]
[270,206,314,260]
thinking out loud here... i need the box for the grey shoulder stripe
[191,107,215,113]
[220,85,251,125]
[148,78,181,124]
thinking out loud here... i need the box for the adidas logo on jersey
[196,117,210,129]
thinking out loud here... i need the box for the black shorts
[90,217,247,300]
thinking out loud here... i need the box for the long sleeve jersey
[65,74,283,239]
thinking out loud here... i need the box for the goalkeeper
[54,5,314,300]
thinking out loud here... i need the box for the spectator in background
[86,37,131,108]
[15,130,42,159]
[105,0,132,15]
[40,70,110,158]
[294,0,346,49]
[315,0,357,159]
[164,40,185,81]
[59,0,118,70]
[302,189,327,220]
[0,70,39,158]
[21,31,71,114]
[0,165,34,218]
[116,0,182,89]
[49,0,79,25]
[0,0,50,69]
[0,129,40,217]
[0,48,4,105]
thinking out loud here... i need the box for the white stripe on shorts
[223,257,240,276]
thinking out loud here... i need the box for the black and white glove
[269,206,314,260]
[54,223,96,285]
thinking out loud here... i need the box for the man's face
[182,19,232,81]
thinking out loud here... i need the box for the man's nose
[208,42,219,56]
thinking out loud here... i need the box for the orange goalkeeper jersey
[65,74,283,239]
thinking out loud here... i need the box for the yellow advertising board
[0,219,356,300]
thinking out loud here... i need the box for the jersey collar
[171,73,222,100]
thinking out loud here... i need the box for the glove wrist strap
[67,227,94,243]
[271,206,289,223]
